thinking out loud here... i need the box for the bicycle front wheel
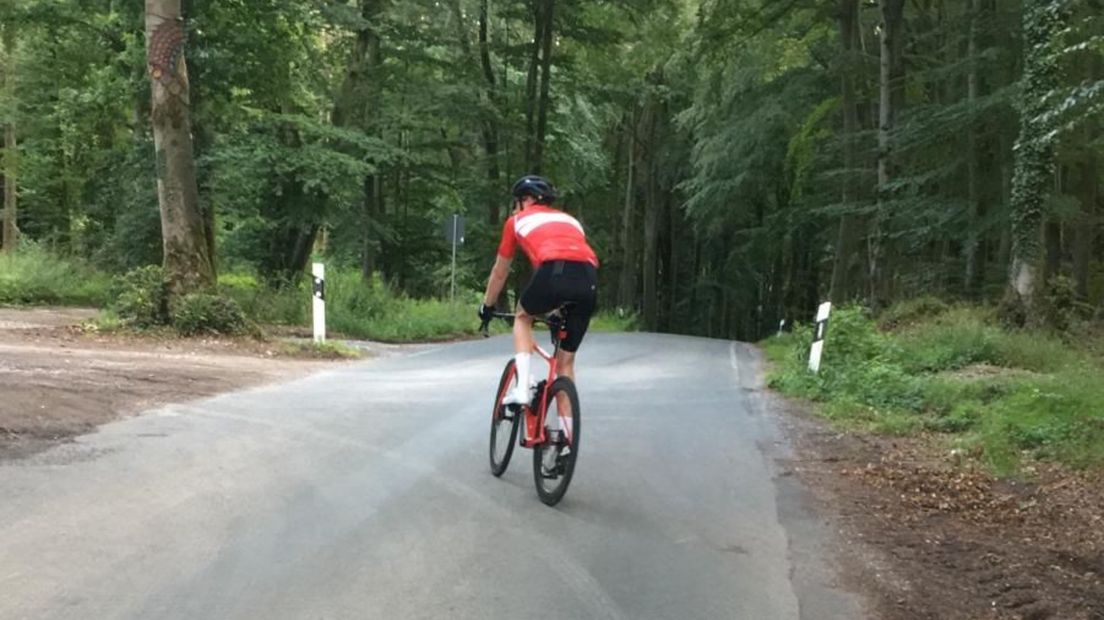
[489,359,521,477]
[533,377,581,506]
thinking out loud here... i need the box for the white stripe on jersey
[514,212,585,238]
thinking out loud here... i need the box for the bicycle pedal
[541,461,565,479]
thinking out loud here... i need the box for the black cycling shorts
[519,260,598,353]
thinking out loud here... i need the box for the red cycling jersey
[497,205,599,267]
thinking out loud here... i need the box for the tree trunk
[333,0,385,282]
[479,0,502,225]
[1043,166,1066,283]
[1,123,14,254]
[1006,0,1061,319]
[667,191,679,331]
[869,0,905,310]
[1,24,16,254]
[532,0,555,174]
[145,0,214,296]
[1072,152,1097,299]
[829,0,861,303]
[617,115,638,310]
[640,75,662,332]
[522,0,543,172]
[641,166,659,332]
[964,0,983,295]
[1044,217,1061,282]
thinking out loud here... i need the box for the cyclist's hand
[478,303,495,323]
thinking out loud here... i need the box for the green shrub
[219,272,305,325]
[1039,275,1094,332]
[111,265,169,327]
[896,313,999,372]
[0,244,110,306]
[171,293,249,336]
[590,309,639,332]
[877,296,950,330]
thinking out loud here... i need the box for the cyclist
[479,175,599,406]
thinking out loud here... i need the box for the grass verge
[764,302,1104,474]
[0,245,110,306]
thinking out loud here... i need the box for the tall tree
[523,0,555,173]
[478,0,502,224]
[1006,0,1062,320]
[144,0,214,294]
[333,0,386,281]
[1,22,16,254]
[963,0,983,294]
[870,0,905,308]
[829,0,862,302]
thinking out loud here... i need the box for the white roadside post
[808,301,832,373]
[312,262,326,344]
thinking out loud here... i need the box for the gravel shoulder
[0,307,354,459]
[771,391,1103,620]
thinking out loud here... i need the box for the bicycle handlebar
[479,312,514,338]
[479,310,565,338]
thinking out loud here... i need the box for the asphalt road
[0,333,866,619]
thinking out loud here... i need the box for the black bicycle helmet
[511,175,558,204]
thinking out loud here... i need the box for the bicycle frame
[524,330,560,448]
[490,311,572,449]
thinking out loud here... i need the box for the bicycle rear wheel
[533,377,581,506]
[489,359,521,477]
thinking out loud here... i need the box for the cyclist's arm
[483,255,512,307]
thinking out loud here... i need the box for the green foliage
[170,293,249,336]
[876,296,950,330]
[110,265,168,328]
[766,303,1104,473]
[770,307,925,415]
[218,273,305,326]
[1038,275,1094,332]
[325,269,477,342]
[6,0,1103,351]
[590,309,639,332]
[0,244,109,306]
[220,267,483,343]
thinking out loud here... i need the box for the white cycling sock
[514,353,531,391]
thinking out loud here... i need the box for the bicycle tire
[489,359,521,477]
[533,377,581,506]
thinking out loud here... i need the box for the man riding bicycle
[479,175,599,406]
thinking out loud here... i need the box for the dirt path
[0,308,339,459]
[772,394,1104,620]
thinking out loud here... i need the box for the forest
[0,0,1101,341]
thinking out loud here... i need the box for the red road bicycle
[480,305,580,506]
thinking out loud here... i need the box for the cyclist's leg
[511,263,556,401]
[553,267,596,413]
[513,303,534,355]
[511,303,536,391]
[555,349,576,382]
